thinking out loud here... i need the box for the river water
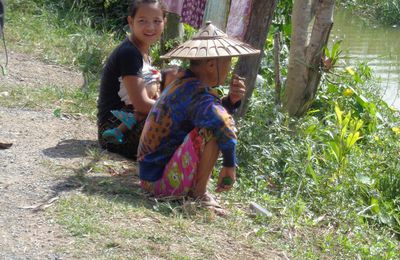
[330,9,400,109]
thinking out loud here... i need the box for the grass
[0,85,98,117]
[46,149,283,259]
[3,0,400,258]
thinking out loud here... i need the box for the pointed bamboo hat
[160,21,260,60]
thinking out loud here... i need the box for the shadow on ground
[52,161,193,218]
[42,139,99,159]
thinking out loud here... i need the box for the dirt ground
[0,52,285,260]
[0,51,96,259]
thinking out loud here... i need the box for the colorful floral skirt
[141,128,212,197]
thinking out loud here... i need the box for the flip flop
[102,127,125,144]
[111,110,137,130]
[197,192,228,217]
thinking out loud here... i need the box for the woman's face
[128,4,165,47]
[216,57,232,85]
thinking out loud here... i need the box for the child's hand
[228,75,246,105]
[216,167,236,193]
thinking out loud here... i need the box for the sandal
[111,110,137,130]
[102,127,125,144]
[197,192,228,217]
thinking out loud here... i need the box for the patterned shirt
[138,70,237,182]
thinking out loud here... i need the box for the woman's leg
[191,138,219,198]
[141,128,220,197]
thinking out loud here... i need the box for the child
[102,67,183,144]
[97,0,166,159]
[137,22,260,214]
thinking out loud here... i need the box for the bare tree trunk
[234,0,278,117]
[0,0,4,33]
[160,13,183,55]
[284,0,335,117]
[274,31,282,105]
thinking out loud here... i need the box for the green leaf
[329,141,340,163]
[334,104,343,125]
[53,108,62,118]
[346,131,361,148]
[371,197,380,214]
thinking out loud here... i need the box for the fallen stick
[0,142,12,149]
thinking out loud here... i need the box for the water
[330,9,400,109]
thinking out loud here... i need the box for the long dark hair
[128,0,166,18]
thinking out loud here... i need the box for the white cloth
[118,61,160,105]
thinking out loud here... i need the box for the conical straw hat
[161,21,260,60]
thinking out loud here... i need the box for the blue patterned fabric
[138,70,237,182]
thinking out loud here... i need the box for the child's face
[128,4,165,47]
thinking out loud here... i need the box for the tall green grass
[6,0,119,82]
[229,37,400,257]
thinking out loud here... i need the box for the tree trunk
[160,13,183,55]
[274,31,282,105]
[0,0,4,33]
[284,0,335,117]
[234,0,278,117]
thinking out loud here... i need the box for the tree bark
[234,0,278,117]
[274,31,282,105]
[160,13,183,55]
[0,0,4,33]
[284,0,335,117]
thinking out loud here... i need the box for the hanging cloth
[180,0,207,29]
[162,0,184,15]
[202,0,230,30]
[226,0,253,40]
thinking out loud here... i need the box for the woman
[138,22,260,214]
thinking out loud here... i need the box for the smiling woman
[97,0,167,159]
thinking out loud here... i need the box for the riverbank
[331,8,400,109]
[2,0,400,258]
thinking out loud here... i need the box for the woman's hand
[216,167,236,193]
[228,75,246,105]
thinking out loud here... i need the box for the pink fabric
[226,0,253,40]
[141,129,205,197]
[162,0,184,15]
[180,0,207,29]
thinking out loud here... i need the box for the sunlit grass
[0,85,97,117]
[47,154,281,259]
[5,0,117,77]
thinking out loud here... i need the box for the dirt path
[0,52,94,259]
[0,52,285,259]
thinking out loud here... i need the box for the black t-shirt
[97,38,143,126]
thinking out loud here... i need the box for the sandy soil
[0,51,94,259]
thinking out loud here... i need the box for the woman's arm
[123,75,155,115]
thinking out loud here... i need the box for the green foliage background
[337,0,400,25]
[2,0,400,258]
